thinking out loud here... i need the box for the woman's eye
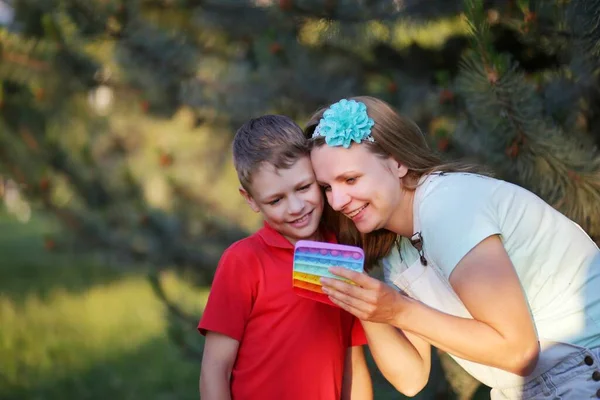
[346,177,357,184]
[321,185,331,192]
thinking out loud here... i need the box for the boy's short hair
[233,115,309,193]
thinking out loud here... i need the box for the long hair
[305,96,488,270]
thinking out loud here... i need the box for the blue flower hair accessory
[312,99,375,148]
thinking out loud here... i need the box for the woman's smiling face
[310,143,409,234]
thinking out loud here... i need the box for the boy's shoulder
[214,224,291,285]
[222,231,266,258]
[221,222,288,261]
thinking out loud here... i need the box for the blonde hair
[305,96,488,270]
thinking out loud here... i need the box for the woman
[305,96,600,399]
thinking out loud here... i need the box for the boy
[198,115,372,400]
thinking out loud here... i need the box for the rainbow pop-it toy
[292,240,365,307]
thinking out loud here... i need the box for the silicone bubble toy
[292,240,365,307]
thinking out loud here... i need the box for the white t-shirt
[382,172,600,349]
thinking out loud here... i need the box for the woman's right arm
[361,321,431,397]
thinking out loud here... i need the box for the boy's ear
[239,186,260,213]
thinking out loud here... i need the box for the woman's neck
[385,186,415,238]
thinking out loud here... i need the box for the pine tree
[455,0,600,242]
[2,0,599,398]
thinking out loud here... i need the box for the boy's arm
[199,331,240,400]
[197,244,258,399]
[341,345,373,400]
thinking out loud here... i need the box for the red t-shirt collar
[257,220,336,249]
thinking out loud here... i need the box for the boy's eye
[298,184,311,191]
[269,198,281,205]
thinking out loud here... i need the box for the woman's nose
[330,188,350,211]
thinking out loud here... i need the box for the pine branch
[149,271,205,361]
[1,106,238,270]
[0,29,56,86]
[112,18,199,113]
[37,190,226,272]
[456,0,600,242]
[568,0,600,58]
[148,271,199,326]
[1,51,50,71]
[273,0,463,23]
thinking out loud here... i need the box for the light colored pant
[491,346,600,399]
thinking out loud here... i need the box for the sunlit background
[1,0,599,399]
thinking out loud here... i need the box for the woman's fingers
[321,267,386,305]
[320,276,370,302]
[321,268,404,324]
[322,285,374,320]
[322,284,364,307]
[324,286,380,321]
[328,294,367,320]
[327,267,379,289]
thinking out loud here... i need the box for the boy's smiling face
[240,156,324,245]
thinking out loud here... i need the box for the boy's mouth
[289,210,313,226]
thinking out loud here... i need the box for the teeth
[346,204,367,219]
[293,213,309,224]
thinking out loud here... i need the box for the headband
[312,99,375,148]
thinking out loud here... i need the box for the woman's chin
[354,219,377,234]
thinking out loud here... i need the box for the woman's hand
[320,267,408,324]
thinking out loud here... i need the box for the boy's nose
[287,195,304,214]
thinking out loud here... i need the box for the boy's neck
[310,230,324,242]
[285,229,323,246]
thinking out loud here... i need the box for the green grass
[0,212,206,400]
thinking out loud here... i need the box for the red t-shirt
[198,222,367,400]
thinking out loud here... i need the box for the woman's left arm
[403,234,539,375]
[322,235,540,376]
